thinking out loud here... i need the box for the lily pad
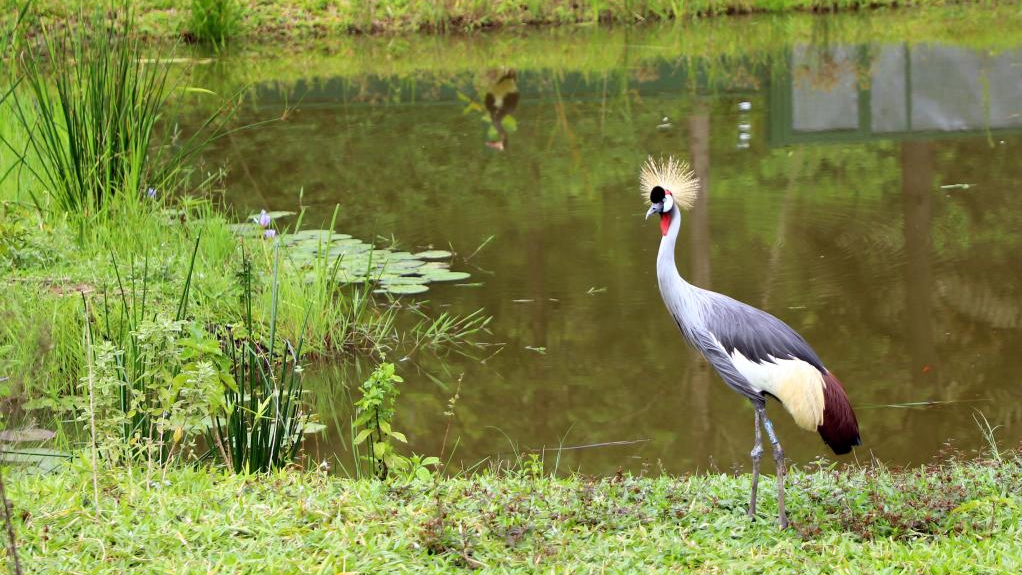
[325,243,372,257]
[283,229,352,244]
[384,251,417,261]
[304,422,328,435]
[0,447,71,474]
[247,210,296,220]
[381,284,430,295]
[423,270,471,282]
[419,261,450,271]
[414,250,453,260]
[381,260,425,271]
[268,228,472,295]
[381,276,430,286]
[0,428,56,442]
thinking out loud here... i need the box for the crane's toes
[778,516,790,530]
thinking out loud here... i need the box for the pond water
[199,11,1022,475]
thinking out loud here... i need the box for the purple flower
[146,187,157,199]
[263,229,277,239]
[254,210,272,228]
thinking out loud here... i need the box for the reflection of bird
[641,157,860,529]
[483,70,519,151]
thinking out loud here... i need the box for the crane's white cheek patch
[730,351,826,431]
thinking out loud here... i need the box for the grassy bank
[10,0,992,39]
[176,4,1022,98]
[0,8,486,477]
[4,449,1022,573]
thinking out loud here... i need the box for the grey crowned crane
[641,156,860,529]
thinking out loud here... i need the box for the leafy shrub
[353,361,412,479]
[78,316,233,469]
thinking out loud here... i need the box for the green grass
[6,0,992,38]
[4,449,1021,573]
[187,0,242,45]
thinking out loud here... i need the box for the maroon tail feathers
[818,372,861,455]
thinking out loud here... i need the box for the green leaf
[390,431,408,443]
[353,428,373,445]
[503,115,518,133]
[220,373,239,393]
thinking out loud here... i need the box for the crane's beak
[645,203,662,220]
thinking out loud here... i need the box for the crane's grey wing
[703,292,826,373]
[688,329,765,404]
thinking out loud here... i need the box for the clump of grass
[7,11,232,218]
[210,248,313,473]
[187,0,242,46]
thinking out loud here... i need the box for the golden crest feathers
[639,155,698,211]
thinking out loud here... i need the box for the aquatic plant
[254,226,470,296]
[352,361,427,480]
[209,249,312,473]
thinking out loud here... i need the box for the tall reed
[8,11,232,217]
[210,248,312,472]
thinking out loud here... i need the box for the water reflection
[901,140,938,387]
[482,69,519,151]
[774,43,1022,144]
[201,21,1022,475]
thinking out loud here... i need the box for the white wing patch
[728,349,826,431]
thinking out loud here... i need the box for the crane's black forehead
[649,186,665,204]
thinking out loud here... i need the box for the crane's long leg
[748,407,764,520]
[757,405,789,529]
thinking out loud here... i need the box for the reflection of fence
[768,44,1022,145]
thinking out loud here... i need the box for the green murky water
[199,11,1022,475]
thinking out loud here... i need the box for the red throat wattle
[659,212,671,236]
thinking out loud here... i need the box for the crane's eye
[649,186,665,204]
